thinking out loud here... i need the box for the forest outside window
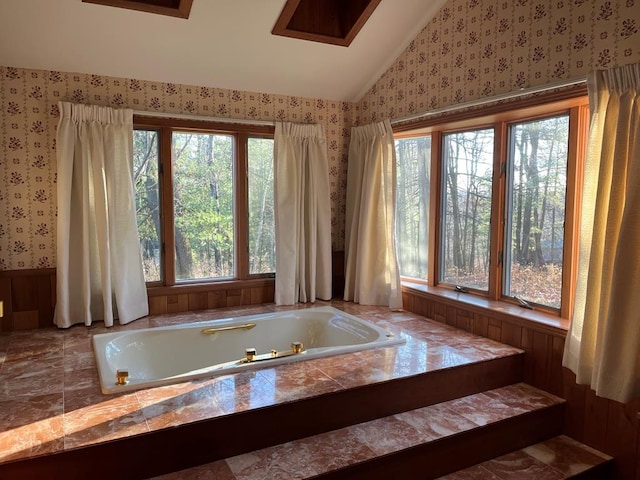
[395,94,588,316]
[395,135,431,280]
[441,128,494,292]
[503,115,570,309]
[133,120,275,286]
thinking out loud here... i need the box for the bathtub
[92,306,404,394]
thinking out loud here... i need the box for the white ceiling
[0,0,446,102]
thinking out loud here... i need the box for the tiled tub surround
[92,306,404,394]
[0,301,524,474]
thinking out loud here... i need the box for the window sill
[402,281,570,337]
[147,277,274,296]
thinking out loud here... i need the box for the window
[504,115,569,309]
[440,128,494,291]
[172,132,235,281]
[395,135,431,279]
[133,119,275,286]
[394,94,588,315]
[247,137,276,274]
[133,129,161,282]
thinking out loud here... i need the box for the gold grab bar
[201,323,256,335]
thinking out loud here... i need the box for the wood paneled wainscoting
[0,268,56,331]
[0,252,346,332]
[0,268,276,332]
[402,284,640,480]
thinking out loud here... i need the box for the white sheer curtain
[343,119,402,310]
[563,63,640,403]
[54,102,148,328]
[274,122,332,305]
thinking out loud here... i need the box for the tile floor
[150,383,568,480]
[0,301,523,468]
[438,435,612,479]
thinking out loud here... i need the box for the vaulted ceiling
[0,0,447,101]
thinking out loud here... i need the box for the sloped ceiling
[0,0,447,102]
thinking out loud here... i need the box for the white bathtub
[92,306,404,394]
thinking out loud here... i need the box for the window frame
[133,115,275,288]
[393,88,589,319]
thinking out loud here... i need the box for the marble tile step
[0,352,524,480]
[437,435,613,480]
[152,382,566,480]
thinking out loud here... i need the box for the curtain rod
[133,110,275,127]
[389,77,587,126]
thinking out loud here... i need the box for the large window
[394,95,587,315]
[133,119,275,285]
[395,135,431,279]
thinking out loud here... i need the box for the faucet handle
[245,347,257,362]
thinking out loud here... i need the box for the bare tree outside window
[395,135,431,279]
[133,129,161,283]
[248,137,275,274]
[440,129,494,291]
[504,115,569,308]
[172,132,235,281]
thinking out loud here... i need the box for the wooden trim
[428,131,442,286]
[490,122,507,301]
[0,268,55,277]
[235,133,249,280]
[159,126,175,286]
[134,116,275,135]
[393,85,588,134]
[402,283,570,336]
[147,277,274,296]
[561,104,589,319]
[82,0,193,19]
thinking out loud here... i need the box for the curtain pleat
[274,122,332,305]
[563,63,640,403]
[343,119,402,310]
[54,102,148,328]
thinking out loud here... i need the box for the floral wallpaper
[3,0,640,271]
[0,66,351,270]
[355,0,640,124]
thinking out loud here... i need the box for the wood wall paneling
[402,287,639,480]
[0,269,55,331]
[605,399,640,479]
[0,277,12,332]
[0,252,340,329]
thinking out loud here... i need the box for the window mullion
[235,133,249,280]
[160,126,176,286]
[428,131,442,286]
[489,122,507,301]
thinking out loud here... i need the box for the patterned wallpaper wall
[3,0,640,271]
[0,66,351,270]
[355,0,640,124]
